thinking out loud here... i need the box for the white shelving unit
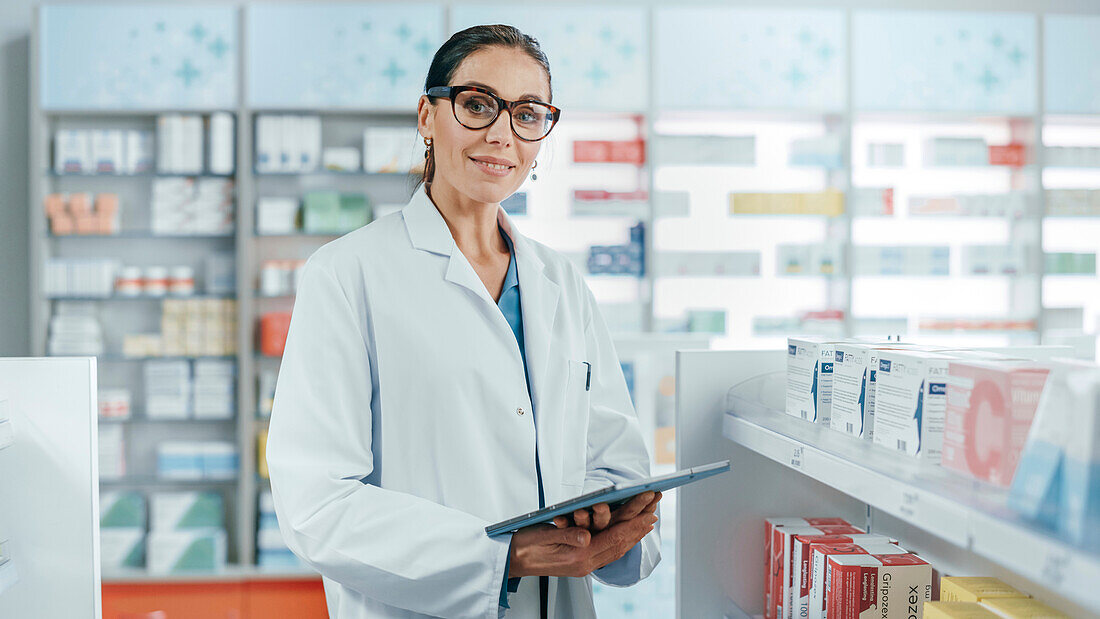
[676,349,1098,618]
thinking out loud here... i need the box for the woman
[267,25,661,619]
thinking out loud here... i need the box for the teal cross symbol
[382,59,406,85]
[1007,46,1025,66]
[599,26,614,42]
[977,67,999,92]
[395,23,411,41]
[415,37,433,57]
[586,61,609,86]
[618,40,636,59]
[784,64,807,89]
[208,35,229,59]
[189,23,207,43]
[990,32,1004,48]
[175,59,201,87]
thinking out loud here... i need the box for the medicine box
[99,528,145,570]
[873,350,959,462]
[100,491,147,529]
[809,542,909,619]
[787,337,841,424]
[151,492,224,531]
[942,361,1050,486]
[978,597,1069,618]
[774,524,864,619]
[826,552,932,619]
[831,343,913,439]
[922,602,999,618]
[764,517,852,619]
[938,577,1028,603]
[147,529,227,574]
[791,533,898,619]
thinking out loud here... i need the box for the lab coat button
[517,407,525,416]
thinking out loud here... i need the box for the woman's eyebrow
[461,80,546,101]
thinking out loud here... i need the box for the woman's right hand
[507,511,657,578]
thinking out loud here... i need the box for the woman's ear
[417,95,434,140]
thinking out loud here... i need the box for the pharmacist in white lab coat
[266,24,662,619]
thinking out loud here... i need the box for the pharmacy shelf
[48,232,236,240]
[99,477,238,487]
[722,395,1100,615]
[102,565,319,584]
[47,294,236,302]
[0,420,12,451]
[46,171,235,179]
[86,355,238,362]
[254,170,413,178]
[98,416,236,425]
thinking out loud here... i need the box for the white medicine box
[872,350,956,461]
[786,336,839,425]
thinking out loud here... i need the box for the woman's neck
[427,180,507,260]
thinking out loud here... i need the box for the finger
[552,516,570,528]
[591,503,611,531]
[641,492,663,514]
[546,526,591,548]
[611,492,655,523]
[587,517,656,569]
[573,508,591,530]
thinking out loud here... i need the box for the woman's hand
[507,509,657,578]
[551,491,662,533]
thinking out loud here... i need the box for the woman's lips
[470,157,514,177]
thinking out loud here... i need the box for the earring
[530,159,538,181]
[423,136,432,159]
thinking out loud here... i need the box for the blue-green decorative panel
[655,8,846,111]
[247,3,444,109]
[40,5,238,110]
[450,6,648,112]
[1045,14,1100,114]
[853,10,1036,114]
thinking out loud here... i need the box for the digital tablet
[485,460,730,537]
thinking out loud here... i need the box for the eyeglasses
[426,85,561,142]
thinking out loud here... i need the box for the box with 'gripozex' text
[787,336,842,424]
[826,552,932,619]
[790,533,898,619]
[809,542,909,619]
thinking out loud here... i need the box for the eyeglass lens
[454,90,554,141]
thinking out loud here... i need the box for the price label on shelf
[898,491,920,519]
[1040,548,1070,588]
[789,446,803,470]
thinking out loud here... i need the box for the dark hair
[414,24,552,194]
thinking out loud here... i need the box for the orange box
[44,193,66,216]
[95,193,119,214]
[50,214,75,235]
[989,143,1027,167]
[75,215,100,235]
[68,192,92,215]
[260,312,292,357]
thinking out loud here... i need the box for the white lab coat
[266,186,661,619]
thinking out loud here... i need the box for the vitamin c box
[826,552,932,619]
[787,337,841,424]
[942,361,1050,487]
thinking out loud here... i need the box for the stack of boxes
[587,222,645,276]
[729,190,844,216]
[151,178,235,236]
[156,441,239,480]
[256,490,305,571]
[47,302,103,355]
[44,258,119,298]
[99,492,146,571]
[142,359,235,420]
[43,192,119,235]
[301,191,372,234]
[54,128,154,175]
[147,492,228,574]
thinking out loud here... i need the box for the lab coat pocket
[561,359,592,489]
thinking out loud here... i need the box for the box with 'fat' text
[787,337,842,425]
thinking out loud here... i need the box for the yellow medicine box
[924,601,999,618]
[940,577,1029,603]
[979,597,1069,618]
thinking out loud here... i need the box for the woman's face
[418,46,550,206]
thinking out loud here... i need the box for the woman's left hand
[552,491,662,533]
